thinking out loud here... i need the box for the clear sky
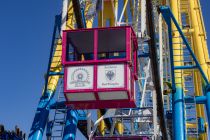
[0,0,62,136]
[0,0,210,139]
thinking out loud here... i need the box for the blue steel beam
[28,91,55,140]
[63,110,79,140]
[205,85,210,133]
[62,6,88,140]
[160,6,186,140]
[28,15,61,140]
[30,5,89,140]
[184,96,207,104]
[48,72,64,76]
[174,65,197,70]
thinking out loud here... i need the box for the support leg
[173,87,186,140]
[205,89,210,133]
[28,91,53,140]
[63,110,78,140]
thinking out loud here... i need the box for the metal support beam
[184,96,207,104]
[152,90,158,139]
[28,15,61,140]
[28,91,54,140]
[174,65,197,70]
[173,87,186,140]
[160,6,209,85]
[159,6,185,140]
[159,5,210,140]
[48,72,64,76]
[141,0,146,37]
[146,1,168,139]
[72,0,85,28]
[87,110,91,136]
[205,86,210,133]
[63,110,78,140]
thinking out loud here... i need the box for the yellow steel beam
[47,39,62,92]
[46,1,75,93]
[177,0,208,139]
[186,123,197,128]
[171,0,183,87]
[84,1,94,28]
[123,0,128,25]
[189,0,209,77]
[129,0,134,17]
[66,1,75,30]
[97,110,106,136]
[98,0,116,27]
[115,121,124,135]
[188,0,209,139]
[46,1,94,93]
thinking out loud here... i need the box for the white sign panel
[97,64,125,88]
[67,66,94,90]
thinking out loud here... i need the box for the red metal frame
[62,26,137,66]
[62,26,138,109]
[65,99,136,109]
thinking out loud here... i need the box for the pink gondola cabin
[62,26,138,109]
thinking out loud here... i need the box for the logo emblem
[105,70,116,81]
[70,68,90,87]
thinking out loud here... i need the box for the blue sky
[0,0,61,136]
[0,0,209,139]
